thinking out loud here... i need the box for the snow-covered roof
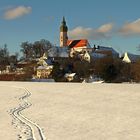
[122,52,140,63]
[37,65,53,70]
[95,46,119,57]
[91,52,106,59]
[58,47,69,57]
[65,73,76,78]
[48,47,69,58]
[96,46,119,57]
[17,61,28,64]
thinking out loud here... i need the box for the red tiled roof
[67,39,88,48]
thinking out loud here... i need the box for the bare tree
[0,44,9,70]
[20,39,53,60]
[33,39,53,58]
[20,42,33,60]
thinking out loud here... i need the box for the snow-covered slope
[0,82,140,140]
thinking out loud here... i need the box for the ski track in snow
[2,85,46,140]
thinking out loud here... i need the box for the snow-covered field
[0,82,140,140]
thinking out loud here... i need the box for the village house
[122,52,140,63]
[36,53,53,79]
[36,65,53,79]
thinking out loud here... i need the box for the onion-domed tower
[60,17,68,47]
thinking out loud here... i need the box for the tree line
[0,39,53,69]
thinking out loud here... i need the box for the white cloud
[119,19,140,36]
[4,6,32,20]
[68,23,114,40]
[98,23,114,33]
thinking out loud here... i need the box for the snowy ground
[0,82,140,140]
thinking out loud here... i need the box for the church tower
[60,17,68,47]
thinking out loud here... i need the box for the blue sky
[0,0,140,55]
